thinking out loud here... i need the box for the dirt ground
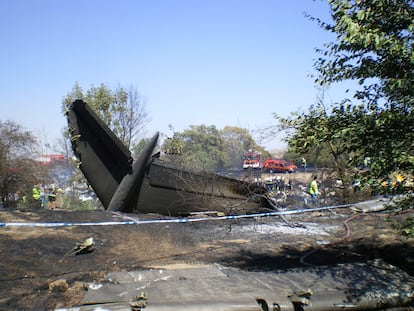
[1,205,414,310]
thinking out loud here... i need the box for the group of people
[32,184,60,209]
[263,176,293,193]
[261,172,320,207]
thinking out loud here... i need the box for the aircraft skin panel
[147,160,251,200]
[136,178,260,216]
[66,100,133,207]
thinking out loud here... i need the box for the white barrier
[0,204,353,228]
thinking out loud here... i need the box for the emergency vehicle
[35,154,65,165]
[262,159,297,173]
[242,151,262,169]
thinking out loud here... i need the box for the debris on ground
[48,279,69,293]
[63,237,95,257]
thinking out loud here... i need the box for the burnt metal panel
[147,160,253,199]
[80,261,414,310]
[107,133,159,213]
[136,177,260,215]
[133,160,263,215]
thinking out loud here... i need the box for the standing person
[47,185,57,210]
[32,184,41,208]
[56,187,64,209]
[301,157,307,172]
[309,175,319,207]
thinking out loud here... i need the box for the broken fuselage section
[66,100,266,216]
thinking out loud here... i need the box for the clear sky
[0,0,343,151]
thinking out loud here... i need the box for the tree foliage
[63,82,149,149]
[314,0,414,181]
[277,1,414,191]
[313,0,414,106]
[162,125,266,172]
[180,125,225,172]
[0,120,46,207]
[275,94,353,176]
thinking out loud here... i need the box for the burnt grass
[0,205,414,310]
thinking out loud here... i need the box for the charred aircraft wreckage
[63,100,414,311]
[67,100,269,216]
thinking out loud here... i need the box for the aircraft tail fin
[66,100,133,207]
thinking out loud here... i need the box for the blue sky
[0,0,345,150]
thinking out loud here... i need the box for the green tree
[161,125,268,172]
[272,0,414,216]
[62,82,113,124]
[85,84,114,126]
[313,0,414,105]
[277,1,413,184]
[273,0,414,213]
[63,82,149,150]
[179,125,225,172]
[275,91,357,180]
[310,0,414,183]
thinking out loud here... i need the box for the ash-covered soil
[1,206,414,310]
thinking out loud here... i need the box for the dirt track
[1,205,414,310]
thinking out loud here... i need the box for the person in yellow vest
[393,173,404,191]
[32,184,41,208]
[309,175,319,206]
[301,157,307,172]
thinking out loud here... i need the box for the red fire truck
[242,151,263,169]
[36,154,65,165]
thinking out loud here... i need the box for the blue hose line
[0,204,352,228]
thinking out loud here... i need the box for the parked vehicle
[262,159,297,173]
